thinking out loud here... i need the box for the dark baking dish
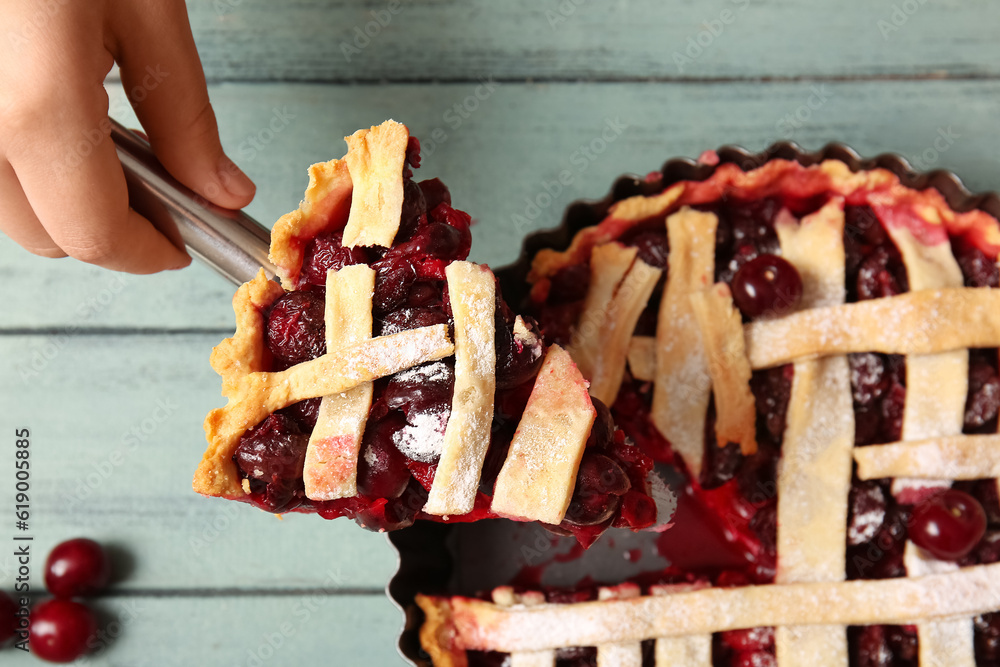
[386,140,1000,666]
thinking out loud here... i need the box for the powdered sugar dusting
[448,562,1000,652]
[395,360,451,385]
[887,212,976,664]
[745,288,1000,370]
[773,204,855,599]
[491,347,594,524]
[424,262,497,516]
[393,409,449,462]
[651,207,719,477]
[643,469,677,532]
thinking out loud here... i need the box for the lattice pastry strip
[650,207,718,478]
[772,200,853,665]
[415,562,1000,655]
[744,287,1000,369]
[341,120,409,248]
[269,120,409,288]
[424,261,498,516]
[885,223,976,666]
[569,242,635,381]
[596,584,643,667]
[689,283,757,455]
[649,584,712,667]
[492,588,555,667]
[854,434,1000,480]
[890,224,967,492]
[629,287,1000,377]
[590,254,661,406]
[571,242,662,406]
[302,265,376,501]
[492,345,596,524]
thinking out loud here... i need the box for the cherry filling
[849,625,919,667]
[265,290,327,369]
[229,140,654,544]
[233,414,309,513]
[529,185,1000,666]
[976,612,1000,665]
[299,231,371,288]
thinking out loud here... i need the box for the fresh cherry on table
[45,538,112,598]
[731,253,802,319]
[28,599,97,663]
[909,489,987,561]
[0,591,18,644]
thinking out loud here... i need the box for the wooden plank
[0,335,398,591]
[4,79,1000,330]
[180,0,1000,81]
[3,594,404,665]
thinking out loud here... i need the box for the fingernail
[217,155,256,200]
[170,254,193,271]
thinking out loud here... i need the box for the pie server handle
[109,118,277,286]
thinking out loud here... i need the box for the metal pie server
[109,118,276,286]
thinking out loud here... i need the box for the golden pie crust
[424,261,498,516]
[491,345,596,524]
[649,207,717,477]
[301,265,376,501]
[197,121,655,534]
[689,282,757,456]
[416,561,1000,656]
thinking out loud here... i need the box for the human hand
[0,0,256,273]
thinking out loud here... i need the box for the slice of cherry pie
[193,121,661,546]
[416,155,1000,665]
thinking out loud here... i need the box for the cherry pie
[416,155,1000,665]
[192,121,660,546]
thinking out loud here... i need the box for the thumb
[109,0,255,209]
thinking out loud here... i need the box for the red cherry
[265,290,327,366]
[0,591,18,643]
[731,253,802,318]
[909,490,987,560]
[720,626,774,652]
[45,538,111,598]
[733,650,776,667]
[616,490,657,530]
[356,413,412,499]
[29,599,97,663]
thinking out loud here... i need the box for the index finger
[6,79,190,273]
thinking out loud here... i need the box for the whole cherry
[909,489,987,561]
[45,538,112,598]
[731,253,803,318]
[29,598,97,663]
[0,591,18,644]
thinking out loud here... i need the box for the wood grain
[5,79,1000,329]
[0,335,397,591]
[2,594,401,665]
[181,0,1000,82]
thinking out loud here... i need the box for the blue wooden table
[3,1,1000,664]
